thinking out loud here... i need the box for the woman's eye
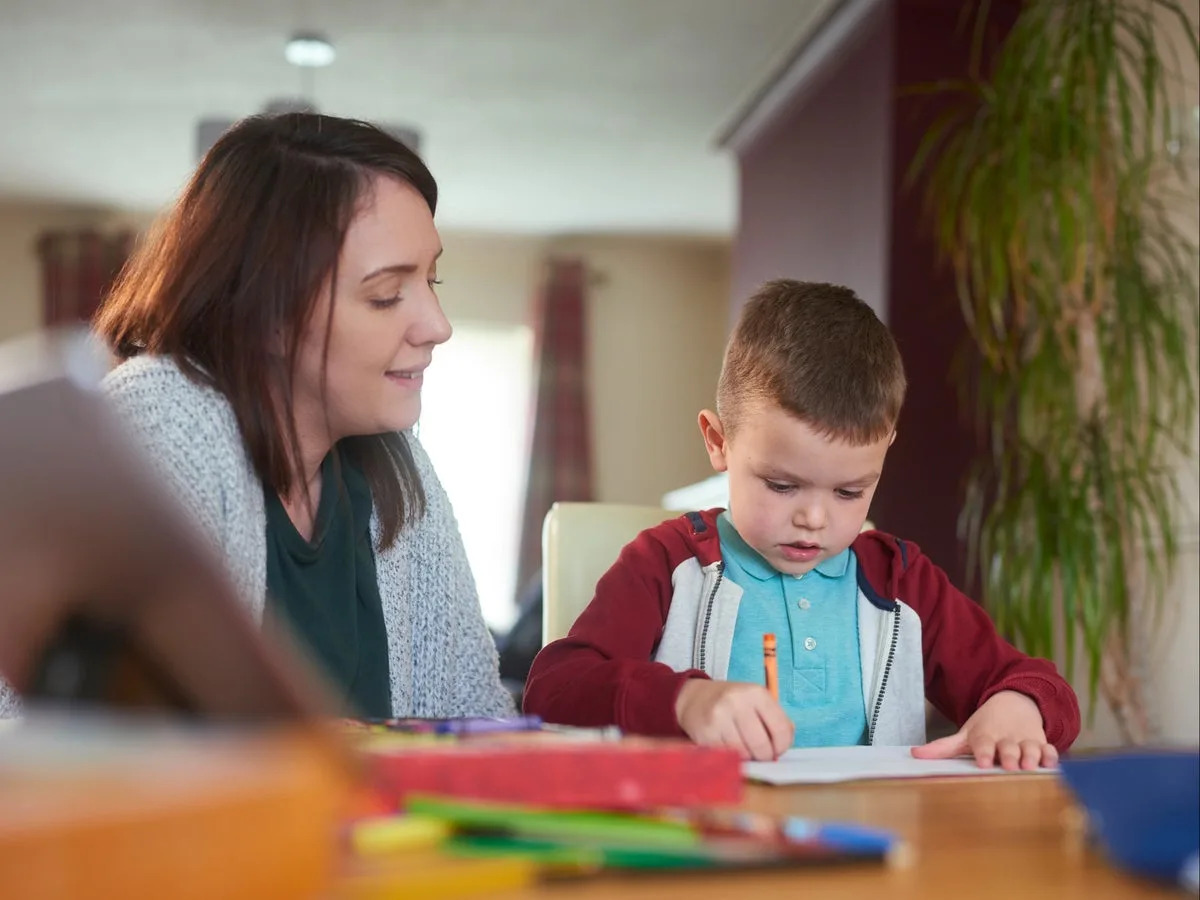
[369,294,402,309]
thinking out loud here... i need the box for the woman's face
[294,174,450,442]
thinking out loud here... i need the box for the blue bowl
[1059,750,1199,884]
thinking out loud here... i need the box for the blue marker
[783,817,898,856]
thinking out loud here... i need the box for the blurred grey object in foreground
[0,329,332,721]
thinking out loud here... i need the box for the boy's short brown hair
[717,280,906,444]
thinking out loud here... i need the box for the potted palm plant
[911,0,1198,743]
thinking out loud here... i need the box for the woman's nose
[414,289,453,346]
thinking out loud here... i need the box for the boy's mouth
[780,541,821,563]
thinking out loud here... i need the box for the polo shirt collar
[717,512,851,581]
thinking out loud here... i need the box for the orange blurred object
[0,718,353,900]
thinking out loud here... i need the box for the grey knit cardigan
[0,355,514,719]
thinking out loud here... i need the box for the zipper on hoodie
[867,602,901,745]
[695,562,725,673]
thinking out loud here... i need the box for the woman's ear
[698,410,730,473]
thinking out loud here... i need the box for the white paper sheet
[743,745,1058,785]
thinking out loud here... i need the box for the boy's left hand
[910,690,1058,771]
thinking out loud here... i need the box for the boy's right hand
[674,678,794,761]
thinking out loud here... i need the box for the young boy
[524,280,1080,768]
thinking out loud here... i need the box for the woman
[89,112,513,719]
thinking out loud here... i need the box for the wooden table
[500,775,1175,899]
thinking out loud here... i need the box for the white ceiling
[0,0,838,235]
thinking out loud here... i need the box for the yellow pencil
[351,814,450,857]
[763,633,779,701]
[338,853,537,900]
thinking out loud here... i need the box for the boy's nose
[794,502,826,530]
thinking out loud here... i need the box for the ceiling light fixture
[284,32,336,68]
[197,30,421,160]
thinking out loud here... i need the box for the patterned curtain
[36,229,134,327]
[514,257,594,599]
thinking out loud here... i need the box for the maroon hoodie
[525,509,1079,751]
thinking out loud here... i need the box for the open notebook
[744,745,1059,785]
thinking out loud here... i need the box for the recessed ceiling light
[285,33,335,68]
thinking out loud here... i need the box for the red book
[364,736,743,811]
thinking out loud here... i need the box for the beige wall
[1144,0,1199,749]
[550,234,730,505]
[436,231,548,328]
[1074,533,1200,749]
[440,230,732,505]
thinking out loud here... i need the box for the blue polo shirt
[719,513,867,747]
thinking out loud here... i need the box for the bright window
[418,323,533,633]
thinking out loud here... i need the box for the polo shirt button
[804,637,817,651]
[798,597,811,610]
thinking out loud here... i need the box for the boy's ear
[698,409,730,472]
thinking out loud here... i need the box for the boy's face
[699,400,893,577]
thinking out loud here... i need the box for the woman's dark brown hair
[94,113,436,547]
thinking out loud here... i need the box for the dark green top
[264,448,392,718]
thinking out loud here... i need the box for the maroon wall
[731,0,1020,588]
[870,0,1020,587]
[731,3,893,323]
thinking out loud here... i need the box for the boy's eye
[836,489,865,500]
[764,480,794,494]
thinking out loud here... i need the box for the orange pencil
[763,633,779,701]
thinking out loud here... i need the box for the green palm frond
[913,0,1199,728]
